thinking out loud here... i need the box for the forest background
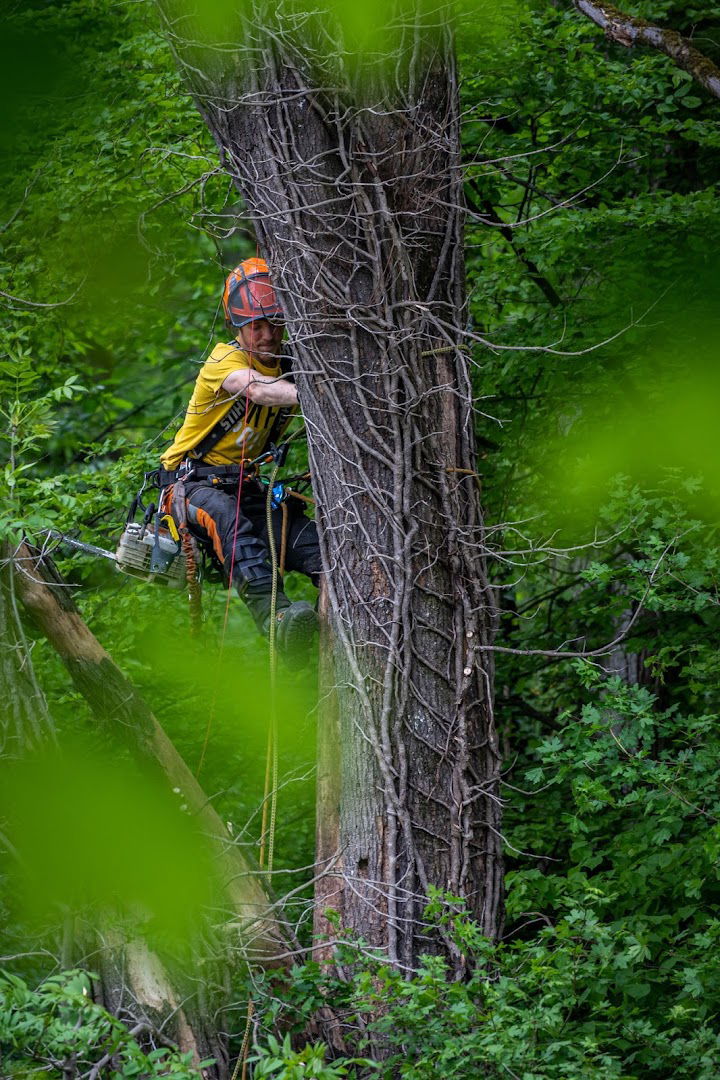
[1,0,720,1077]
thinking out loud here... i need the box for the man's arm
[222,368,298,406]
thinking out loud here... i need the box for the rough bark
[13,543,293,967]
[573,0,720,100]
[313,582,342,963]
[92,932,228,1079]
[159,0,504,971]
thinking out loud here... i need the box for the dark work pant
[183,479,321,629]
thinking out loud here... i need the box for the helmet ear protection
[222,258,284,328]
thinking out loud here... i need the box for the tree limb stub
[94,932,227,1078]
[573,1,720,100]
[14,543,293,967]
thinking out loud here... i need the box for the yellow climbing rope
[230,999,254,1080]
[259,460,281,879]
[231,428,306,1078]
[231,468,280,1080]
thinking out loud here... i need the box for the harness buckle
[177,460,197,482]
[269,442,289,468]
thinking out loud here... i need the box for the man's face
[238,318,284,361]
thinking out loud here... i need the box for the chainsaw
[43,519,188,590]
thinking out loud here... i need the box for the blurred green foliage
[164,0,521,78]
[1,0,720,1076]
[0,740,218,943]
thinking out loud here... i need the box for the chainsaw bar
[43,530,118,563]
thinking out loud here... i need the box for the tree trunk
[313,583,342,964]
[159,0,504,970]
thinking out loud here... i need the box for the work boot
[268,600,318,666]
[244,579,289,632]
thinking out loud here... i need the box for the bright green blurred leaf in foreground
[164,0,521,71]
[541,322,720,530]
[0,741,217,943]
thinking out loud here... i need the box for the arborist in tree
[158,258,320,659]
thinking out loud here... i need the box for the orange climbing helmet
[222,257,284,328]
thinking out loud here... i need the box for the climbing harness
[114,441,311,594]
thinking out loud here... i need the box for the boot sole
[278,605,318,665]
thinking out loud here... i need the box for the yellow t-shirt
[160,342,296,469]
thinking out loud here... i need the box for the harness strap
[172,478,203,636]
[183,343,296,464]
[150,443,291,490]
[187,391,249,462]
[150,463,245,488]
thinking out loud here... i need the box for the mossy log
[574,0,720,100]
